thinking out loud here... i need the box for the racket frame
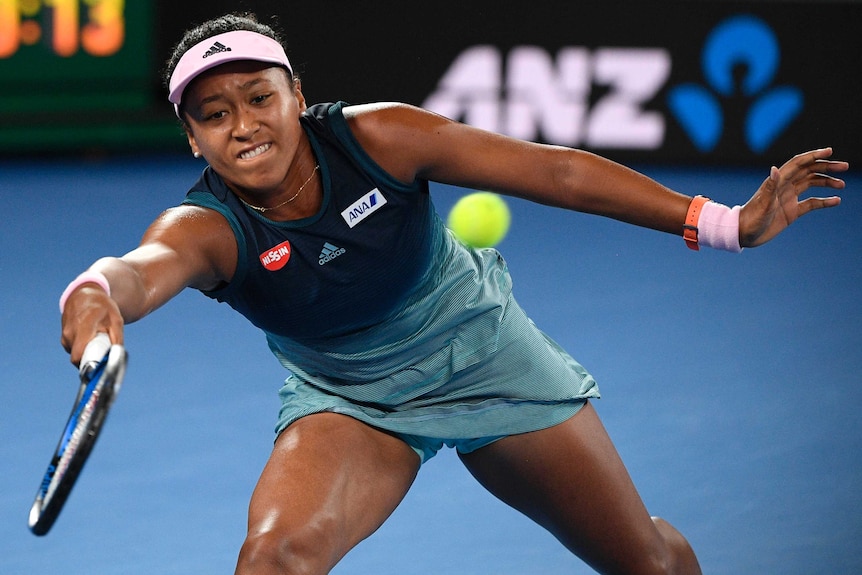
[28,343,127,536]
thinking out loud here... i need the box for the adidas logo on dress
[202,42,232,58]
[318,242,346,265]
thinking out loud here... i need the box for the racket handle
[80,333,111,379]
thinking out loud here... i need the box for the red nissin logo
[260,241,291,271]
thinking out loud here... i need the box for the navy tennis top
[183,102,441,342]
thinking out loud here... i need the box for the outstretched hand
[739,148,848,248]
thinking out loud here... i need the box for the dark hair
[162,13,292,93]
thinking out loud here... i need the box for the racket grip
[80,333,111,379]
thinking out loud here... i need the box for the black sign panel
[5,0,858,165]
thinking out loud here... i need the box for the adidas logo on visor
[203,42,232,58]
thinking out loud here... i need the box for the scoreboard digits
[0,0,125,59]
[0,1,171,152]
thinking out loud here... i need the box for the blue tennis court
[1,155,859,574]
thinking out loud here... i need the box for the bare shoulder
[342,102,456,145]
[138,204,237,290]
[342,101,439,123]
[340,101,553,192]
[144,204,233,239]
[341,102,454,182]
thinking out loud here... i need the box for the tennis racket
[28,333,128,536]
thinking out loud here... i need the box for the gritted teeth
[239,143,271,160]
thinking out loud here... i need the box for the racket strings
[44,385,103,503]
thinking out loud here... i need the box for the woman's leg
[458,401,701,575]
[235,412,421,575]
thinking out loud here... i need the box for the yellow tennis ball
[447,192,511,248]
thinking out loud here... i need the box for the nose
[232,106,260,140]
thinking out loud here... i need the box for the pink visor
[168,30,292,117]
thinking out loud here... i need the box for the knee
[235,523,336,575]
[639,517,701,575]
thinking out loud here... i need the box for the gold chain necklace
[241,164,320,214]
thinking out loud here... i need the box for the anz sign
[423,15,802,157]
[424,45,670,150]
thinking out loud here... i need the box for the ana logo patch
[341,188,387,228]
[260,240,291,271]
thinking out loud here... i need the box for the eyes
[199,92,274,122]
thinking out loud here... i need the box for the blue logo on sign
[668,15,803,153]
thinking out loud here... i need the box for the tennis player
[59,13,848,575]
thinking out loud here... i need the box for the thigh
[245,412,421,570]
[458,401,671,574]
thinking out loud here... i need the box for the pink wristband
[59,271,111,314]
[697,202,743,253]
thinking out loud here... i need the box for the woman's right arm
[60,205,236,366]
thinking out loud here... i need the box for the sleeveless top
[183,101,598,440]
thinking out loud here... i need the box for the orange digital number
[46,0,80,57]
[82,0,124,57]
[0,0,21,58]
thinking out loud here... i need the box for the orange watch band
[683,195,710,251]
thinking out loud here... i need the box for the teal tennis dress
[183,102,599,462]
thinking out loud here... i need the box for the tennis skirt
[273,289,600,463]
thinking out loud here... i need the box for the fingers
[811,172,846,190]
[792,147,842,164]
[792,169,846,192]
[742,148,847,248]
[67,322,123,367]
[79,333,112,377]
[789,148,849,174]
[789,150,845,214]
[60,287,124,367]
[777,148,848,195]
[797,195,842,217]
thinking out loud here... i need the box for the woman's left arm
[345,103,847,246]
